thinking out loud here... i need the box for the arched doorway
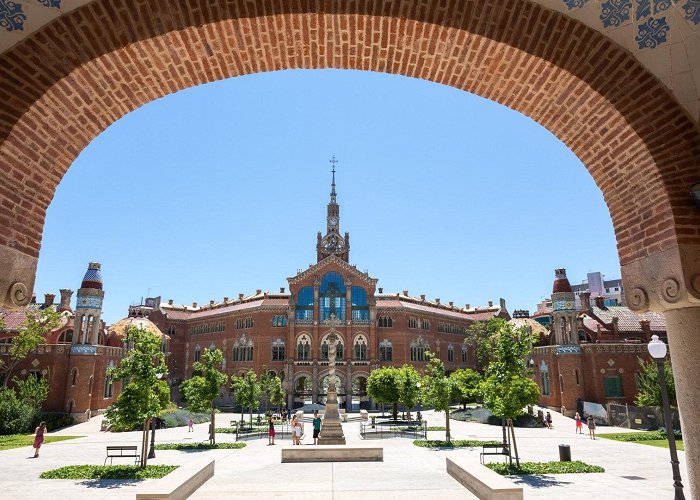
[1,0,699,493]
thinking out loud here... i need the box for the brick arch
[0,0,699,306]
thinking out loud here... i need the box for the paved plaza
[0,408,687,499]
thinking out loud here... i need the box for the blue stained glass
[295,286,314,321]
[351,287,367,306]
[320,272,346,320]
[320,272,346,294]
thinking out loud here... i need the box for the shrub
[155,442,246,450]
[600,431,682,442]
[413,439,500,448]
[40,412,74,431]
[160,409,210,429]
[486,461,605,475]
[40,465,177,480]
[0,387,36,435]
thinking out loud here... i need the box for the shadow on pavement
[510,475,574,488]
[78,479,140,489]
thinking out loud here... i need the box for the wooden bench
[480,443,510,464]
[104,445,140,466]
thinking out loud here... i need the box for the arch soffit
[0,0,698,310]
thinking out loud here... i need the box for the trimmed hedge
[413,439,500,448]
[155,442,246,450]
[426,426,447,431]
[40,465,178,480]
[486,461,605,475]
[600,431,682,443]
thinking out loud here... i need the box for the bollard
[559,444,571,462]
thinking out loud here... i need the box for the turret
[73,262,105,345]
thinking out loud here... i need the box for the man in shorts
[312,411,322,445]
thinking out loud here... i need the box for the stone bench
[359,410,369,421]
[281,446,383,463]
[446,456,523,500]
[135,459,215,500]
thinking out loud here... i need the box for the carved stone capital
[0,246,38,308]
[621,243,700,312]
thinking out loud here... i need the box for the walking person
[587,415,596,439]
[291,416,299,445]
[312,411,322,445]
[546,411,553,429]
[32,421,47,458]
[268,415,276,445]
[188,417,194,432]
[575,412,583,434]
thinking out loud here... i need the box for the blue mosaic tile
[564,0,590,8]
[636,0,652,19]
[653,0,673,12]
[682,0,700,24]
[38,0,60,7]
[636,16,670,48]
[0,0,26,31]
[601,0,633,27]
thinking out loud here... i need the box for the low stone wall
[281,446,383,463]
[135,459,214,500]
[446,456,523,500]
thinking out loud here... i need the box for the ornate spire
[330,156,338,203]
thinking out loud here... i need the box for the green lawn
[636,439,684,451]
[0,434,83,451]
[155,442,246,450]
[599,431,684,450]
[40,465,177,480]
[413,439,500,448]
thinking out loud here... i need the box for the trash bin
[559,444,571,462]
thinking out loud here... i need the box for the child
[268,416,276,445]
[575,412,583,434]
[188,417,194,432]
[587,415,596,440]
[32,421,46,458]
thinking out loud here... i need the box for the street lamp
[647,335,685,499]
[147,372,165,460]
[416,382,422,423]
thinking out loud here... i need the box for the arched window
[461,345,468,363]
[88,376,94,395]
[320,272,346,321]
[410,337,428,362]
[408,317,418,329]
[271,339,286,361]
[194,345,201,363]
[447,344,454,362]
[379,339,393,361]
[297,334,311,360]
[295,287,314,321]
[354,335,368,360]
[540,361,550,396]
[103,361,115,398]
[233,336,253,362]
[378,316,392,328]
[59,330,73,343]
[351,287,369,322]
[321,335,344,361]
[421,319,430,330]
[574,368,580,386]
[272,315,288,327]
[71,368,78,386]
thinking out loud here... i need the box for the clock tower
[551,268,578,345]
[73,261,105,345]
[317,157,350,262]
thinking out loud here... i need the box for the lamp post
[147,372,164,460]
[416,382,422,423]
[647,335,685,500]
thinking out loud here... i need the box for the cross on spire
[329,156,338,200]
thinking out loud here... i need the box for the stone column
[318,329,346,445]
[622,243,700,498]
[665,307,700,497]
[346,362,352,412]
[312,360,319,404]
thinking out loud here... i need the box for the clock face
[553,299,574,311]
[329,216,338,227]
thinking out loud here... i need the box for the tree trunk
[392,402,398,420]
[210,403,216,445]
[141,418,150,468]
[509,419,520,468]
[445,408,451,443]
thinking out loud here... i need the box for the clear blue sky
[34,69,619,324]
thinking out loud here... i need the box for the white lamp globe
[647,334,668,360]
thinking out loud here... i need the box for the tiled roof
[509,317,548,336]
[584,306,666,332]
[375,296,502,321]
[0,305,71,331]
[109,316,167,338]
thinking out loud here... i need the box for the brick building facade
[144,167,509,410]
[531,269,667,416]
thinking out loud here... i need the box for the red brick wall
[0,0,698,274]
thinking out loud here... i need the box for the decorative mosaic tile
[636,16,670,48]
[564,0,590,8]
[0,0,26,31]
[636,0,652,19]
[38,0,60,7]
[555,345,582,354]
[653,0,673,13]
[601,0,633,27]
[682,0,700,24]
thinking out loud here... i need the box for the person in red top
[575,412,583,434]
[32,421,47,458]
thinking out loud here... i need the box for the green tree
[14,375,49,414]
[479,318,540,466]
[105,327,168,467]
[266,375,286,415]
[180,348,227,444]
[450,368,482,409]
[464,319,496,367]
[1,307,61,386]
[397,365,421,420]
[634,357,676,407]
[420,353,457,442]
[367,366,401,419]
[231,370,262,424]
